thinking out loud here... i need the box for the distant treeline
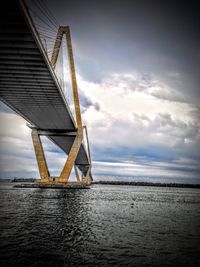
[12,178,36,182]
[93,181,200,189]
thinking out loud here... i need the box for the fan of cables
[26,0,73,109]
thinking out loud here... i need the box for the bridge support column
[29,25,93,185]
[31,129,49,182]
[58,128,83,183]
[30,126,91,184]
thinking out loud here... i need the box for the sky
[0,0,200,183]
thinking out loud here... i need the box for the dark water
[0,184,200,267]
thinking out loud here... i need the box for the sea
[0,183,200,267]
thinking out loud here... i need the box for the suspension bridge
[0,0,93,186]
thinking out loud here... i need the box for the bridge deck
[0,0,90,175]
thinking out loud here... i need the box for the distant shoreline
[0,179,200,189]
[93,181,200,189]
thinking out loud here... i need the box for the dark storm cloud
[44,0,200,103]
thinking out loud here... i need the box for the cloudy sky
[0,0,200,183]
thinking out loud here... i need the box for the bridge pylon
[30,26,92,185]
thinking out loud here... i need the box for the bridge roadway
[0,0,90,176]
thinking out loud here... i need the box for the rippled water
[0,183,200,267]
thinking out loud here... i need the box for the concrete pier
[14,182,90,189]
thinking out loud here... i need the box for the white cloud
[0,70,200,181]
[77,72,200,153]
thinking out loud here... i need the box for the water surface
[0,183,200,266]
